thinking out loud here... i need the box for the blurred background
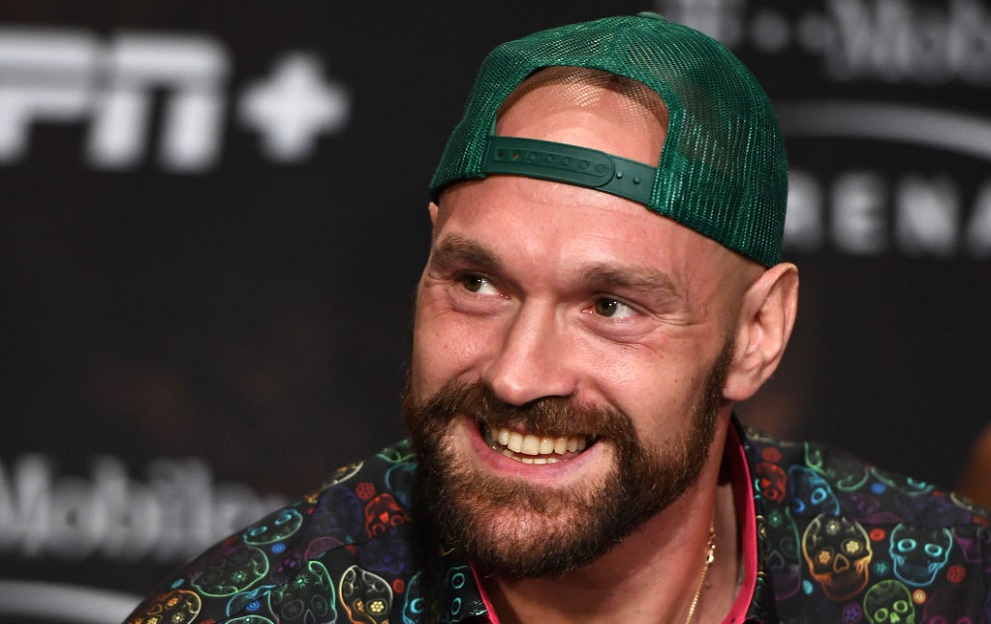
[1,0,989,621]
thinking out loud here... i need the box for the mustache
[403,380,631,439]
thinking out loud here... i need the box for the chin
[403,372,724,578]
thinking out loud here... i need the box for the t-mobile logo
[654,0,746,46]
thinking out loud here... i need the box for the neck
[479,424,742,624]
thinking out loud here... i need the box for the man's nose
[480,302,578,406]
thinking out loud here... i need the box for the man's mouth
[481,423,593,464]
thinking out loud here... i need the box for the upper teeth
[488,426,588,462]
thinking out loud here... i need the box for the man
[124,13,991,624]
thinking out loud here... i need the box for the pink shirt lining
[470,425,759,624]
[724,423,758,624]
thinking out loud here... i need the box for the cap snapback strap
[481,136,657,206]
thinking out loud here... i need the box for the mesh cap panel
[429,13,787,267]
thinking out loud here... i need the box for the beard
[402,341,733,578]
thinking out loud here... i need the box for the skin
[408,74,799,623]
[958,423,991,508]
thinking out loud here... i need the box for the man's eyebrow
[578,263,684,299]
[429,234,501,271]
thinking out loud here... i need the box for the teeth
[519,456,558,465]
[521,435,540,455]
[486,426,590,460]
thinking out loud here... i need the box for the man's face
[405,74,756,577]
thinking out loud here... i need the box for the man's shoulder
[740,425,991,526]
[738,425,991,623]
[125,440,427,624]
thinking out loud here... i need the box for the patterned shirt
[124,419,991,624]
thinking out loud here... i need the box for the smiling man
[124,13,991,624]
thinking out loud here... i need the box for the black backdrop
[2,0,990,621]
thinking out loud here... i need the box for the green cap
[430,13,788,267]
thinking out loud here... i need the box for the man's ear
[723,262,799,402]
[427,202,441,243]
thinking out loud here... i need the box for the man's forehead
[427,197,762,322]
[432,173,744,287]
[431,159,763,300]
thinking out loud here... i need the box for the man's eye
[593,298,636,319]
[461,275,494,294]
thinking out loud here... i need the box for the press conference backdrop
[1,0,988,621]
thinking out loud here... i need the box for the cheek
[410,292,496,398]
[600,349,711,436]
[618,378,697,433]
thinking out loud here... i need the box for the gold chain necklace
[683,519,717,624]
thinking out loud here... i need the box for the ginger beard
[403,340,733,578]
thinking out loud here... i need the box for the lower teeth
[517,454,558,465]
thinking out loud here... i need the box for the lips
[481,423,592,464]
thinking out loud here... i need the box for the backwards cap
[429,12,788,267]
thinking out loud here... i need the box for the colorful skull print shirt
[123,419,991,624]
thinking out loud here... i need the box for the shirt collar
[729,416,778,624]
